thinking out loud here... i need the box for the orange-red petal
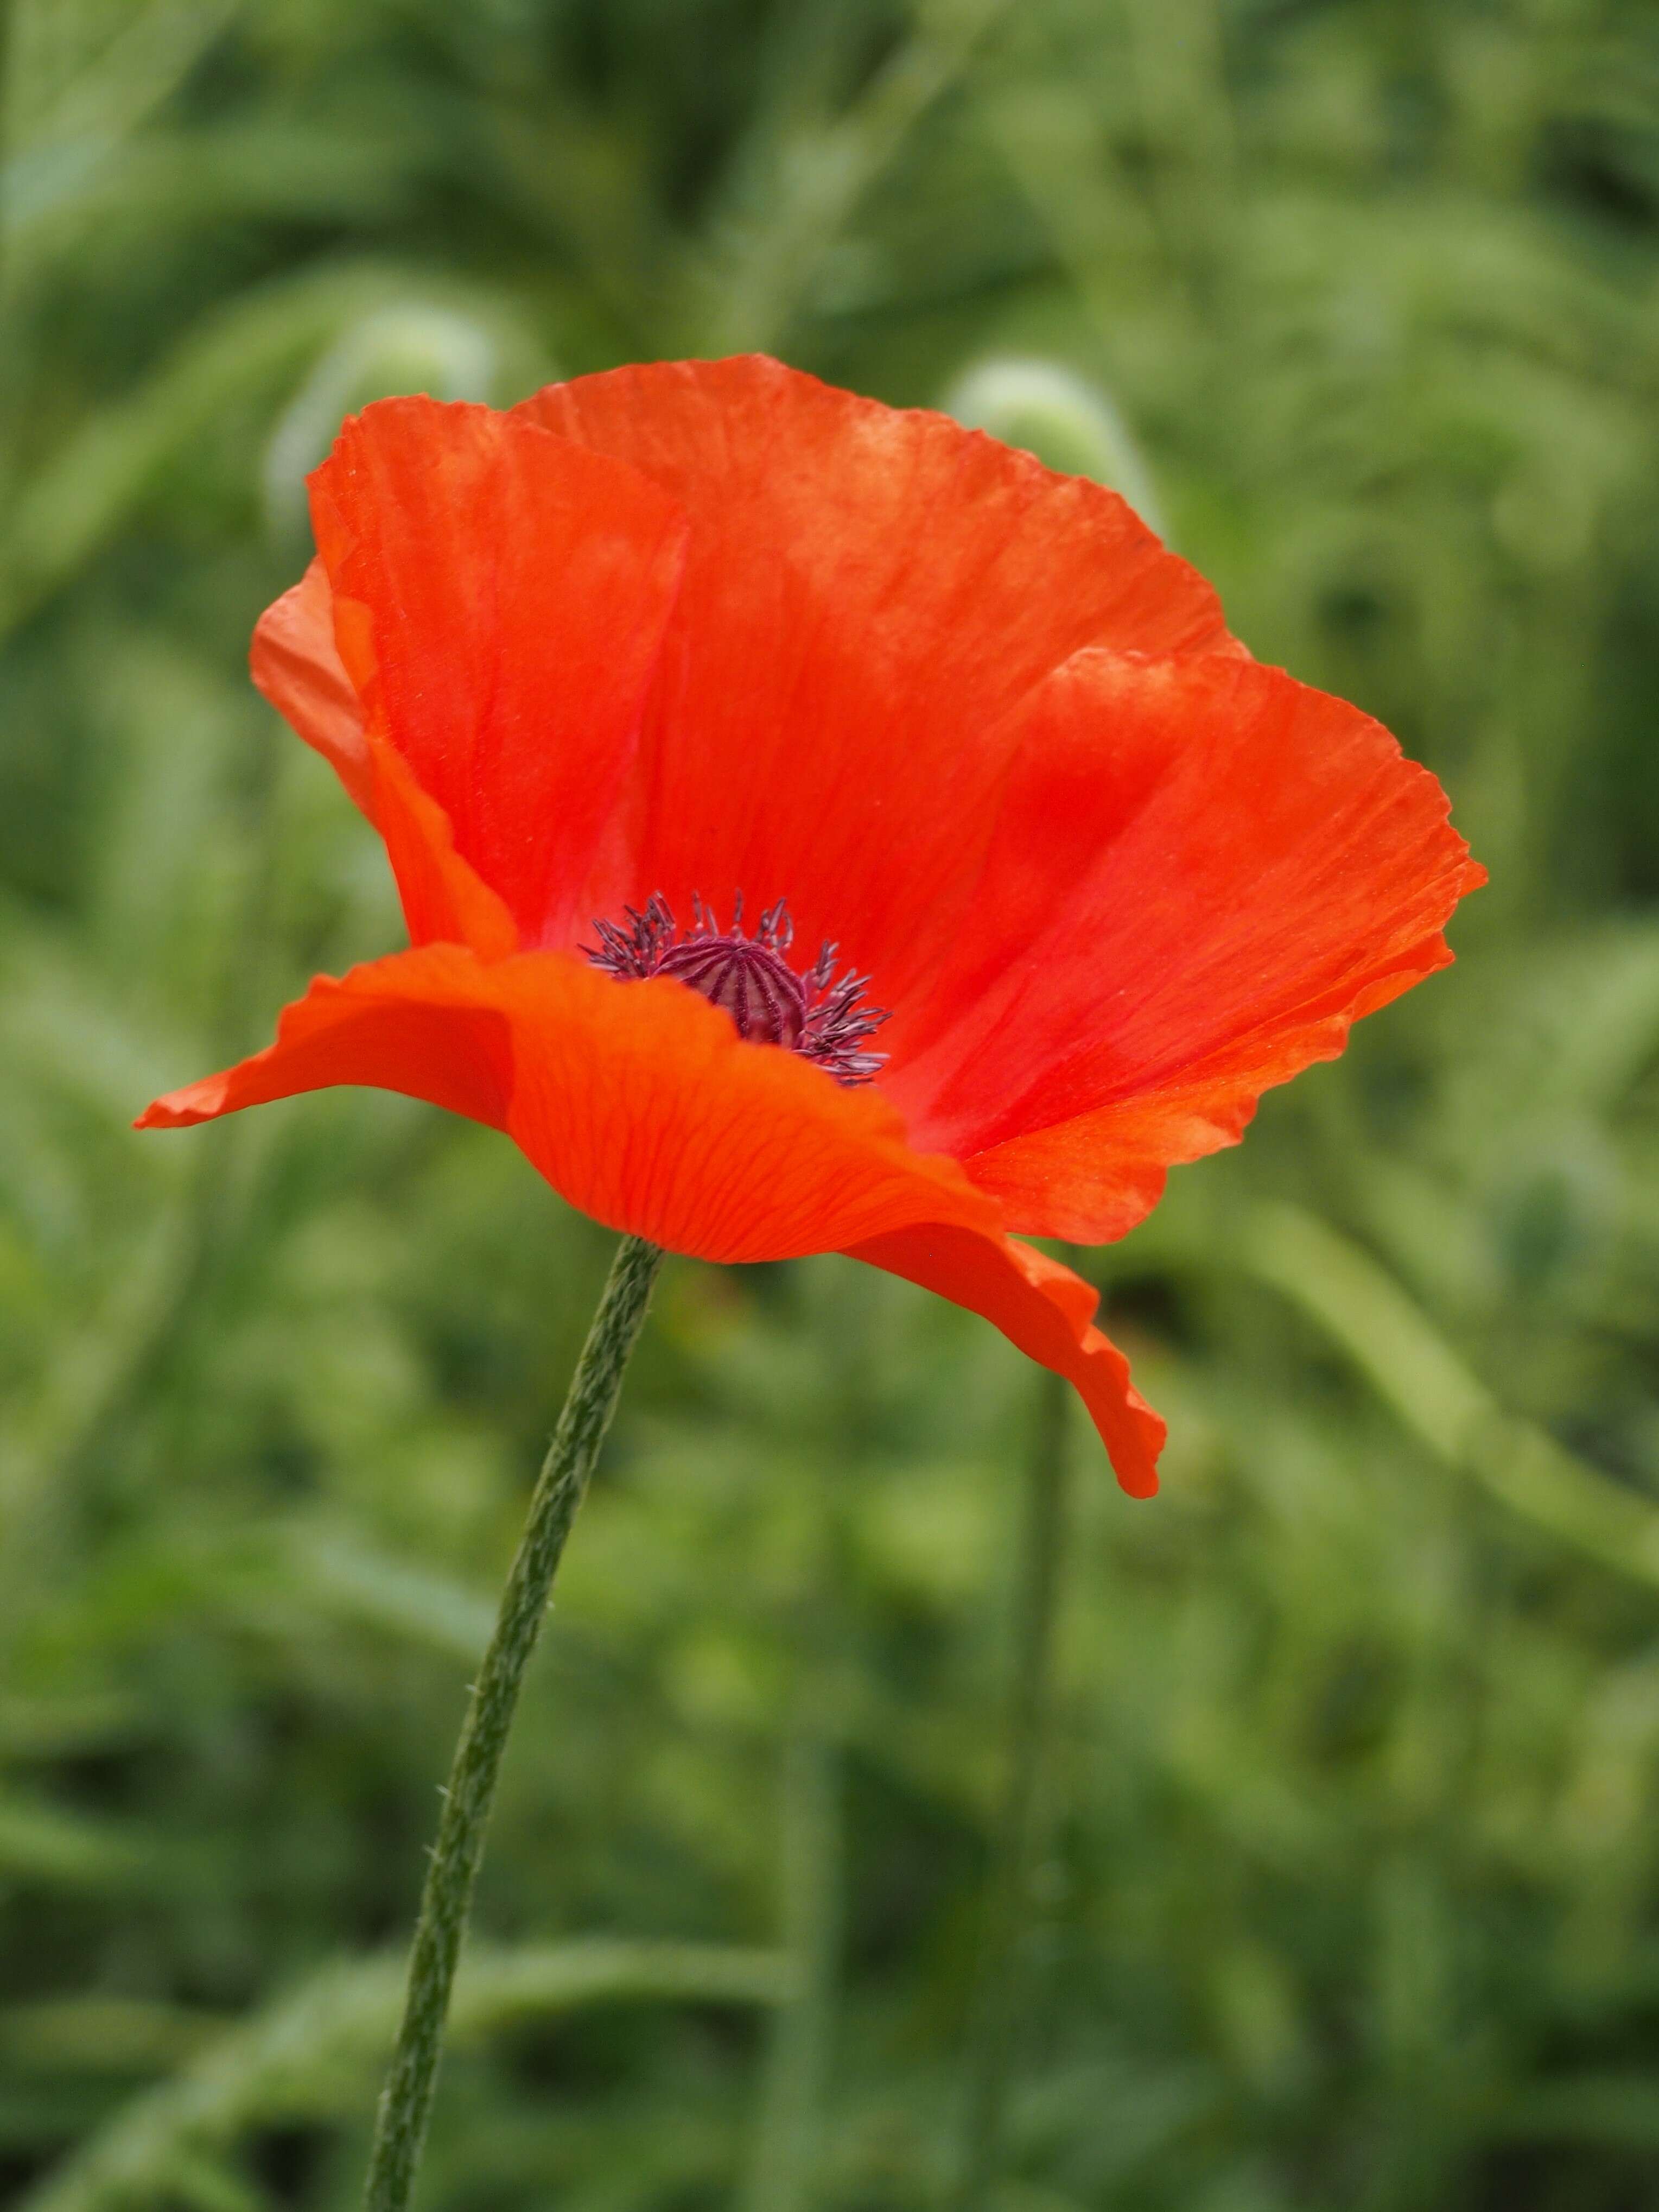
[847,1224,1165,1494]
[885,648,1482,1235]
[517,356,1240,1002]
[139,949,1002,1265]
[250,552,521,959]
[956,960,1460,1243]
[307,399,689,949]
[141,953,1169,1487]
[251,556,373,815]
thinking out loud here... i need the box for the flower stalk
[362,1232,665,2212]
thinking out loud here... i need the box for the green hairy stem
[361,1234,666,2212]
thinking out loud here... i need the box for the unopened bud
[942,357,1165,538]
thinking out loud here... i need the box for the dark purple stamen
[586,893,889,1085]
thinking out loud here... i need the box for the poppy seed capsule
[658,934,806,1048]
[586,892,888,1084]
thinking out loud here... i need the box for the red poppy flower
[139,356,1482,1497]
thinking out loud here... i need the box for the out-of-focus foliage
[7,1,1659,2206]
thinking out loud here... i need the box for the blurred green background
[8,1,1659,2207]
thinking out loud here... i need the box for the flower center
[658,930,805,1048]
[586,894,889,1086]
